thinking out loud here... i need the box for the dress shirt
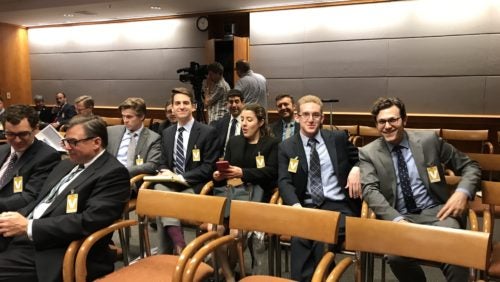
[28,149,106,239]
[204,78,230,123]
[300,132,344,203]
[116,126,143,167]
[281,120,295,140]
[386,137,437,216]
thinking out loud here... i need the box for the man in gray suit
[359,97,481,282]
[107,98,161,177]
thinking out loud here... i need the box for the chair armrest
[63,239,83,282]
[75,219,138,282]
[200,181,214,195]
[351,136,362,147]
[326,257,354,282]
[484,141,494,154]
[172,230,221,282]
[130,173,149,185]
[183,234,238,282]
[483,209,492,233]
[269,188,279,204]
[361,201,376,219]
[469,209,479,231]
[311,252,335,282]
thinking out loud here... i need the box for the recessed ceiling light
[150,6,162,10]
[63,14,74,17]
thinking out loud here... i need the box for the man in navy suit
[0,115,130,282]
[269,94,299,141]
[0,105,60,212]
[50,92,76,130]
[278,95,361,281]
[156,87,219,254]
[210,89,245,156]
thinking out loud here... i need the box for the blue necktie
[308,138,323,206]
[175,127,185,175]
[394,145,419,213]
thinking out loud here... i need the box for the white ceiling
[0,0,352,27]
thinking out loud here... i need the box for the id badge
[13,176,23,193]
[427,166,441,183]
[192,148,201,162]
[66,193,78,213]
[135,155,144,166]
[256,155,265,168]
[288,158,299,173]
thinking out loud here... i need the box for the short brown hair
[118,98,147,117]
[75,95,94,109]
[171,87,194,104]
[370,97,407,121]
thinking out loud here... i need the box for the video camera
[176,61,208,122]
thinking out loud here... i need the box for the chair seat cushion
[489,242,500,277]
[96,254,213,281]
[240,275,293,282]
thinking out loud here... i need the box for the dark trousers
[0,236,37,282]
[290,199,357,282]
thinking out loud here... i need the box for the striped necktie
[175,127,185,175]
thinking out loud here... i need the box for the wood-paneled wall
[0,23,31,105]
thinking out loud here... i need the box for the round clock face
[196,16,208,31]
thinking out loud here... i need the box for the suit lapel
[186,122,200,165]
[376,141,398,198]
[109,126,126,156]
[407,131,430,189]
[135,128,148,156]
[37,161,74,204]
[0,145,11,190]
[165,126,176,168]
[292,135,308,174]
[322,130,339,174]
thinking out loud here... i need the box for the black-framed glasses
[376,117,401,126]
[60,136,96,148]
[298,112,322,120]
[4,131,33,139]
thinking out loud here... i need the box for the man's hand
[345,166,361,199]
[222,166,243,179]
[0,212,28,237]
[436,191,468,221]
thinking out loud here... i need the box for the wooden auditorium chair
[441,129,494,154]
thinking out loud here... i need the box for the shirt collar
[385,131,409,152]
[177,118,194,133]
[80,148,106,169]
[127,125,144,137]
[299,130,323,146]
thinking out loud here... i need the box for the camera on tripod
[177,61,208,85]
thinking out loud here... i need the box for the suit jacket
[17,151,130,282]
[107,125,161,177]
[278,129,360,213]
[36,106,54,123]
[0,139,60,212]
[359,131,481,221]
[210,113,240,156]
[159,120,219,193]
[217,135,279,200]
[270,119,299,141]
[54,103,77,126]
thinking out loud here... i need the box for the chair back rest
[406,128,440,136]
[229,200,340,244]
[358,126,380,146]
[136,189,226,225]
[441,129,493,153]
[335,125,358,136]
[482,180,500,206]
[345,217,490,270]
[467,153,500,181]
[101,117,123,126]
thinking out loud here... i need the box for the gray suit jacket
[359,130,481,221]
[107,125,161,177]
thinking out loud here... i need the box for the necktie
[393,145,419,213]
[175,127,185,175]
[308,138,323,206]
[44,165,84,204]
[126,132,138,168]
[284,123,292,139]
[229,118,237,137]
[0,152,18,188]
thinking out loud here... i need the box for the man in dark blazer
[0,105,60,212]
[270,94,299,141]
[156,87,219,254]
[278,95,361,282]
[210,89,245,156]
[33,95,54,129]
[360,97,481,282]
[107,98,161,177]
[50,92,77,130]
[0,115,130,282]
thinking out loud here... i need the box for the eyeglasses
[298,112,322,120]
[5,131,33,139]
[61,136,96,148]
[376,117,401,126]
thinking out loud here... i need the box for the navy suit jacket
[278,129,361,213]
[0,139,60,212]
[270,119,299,141]
[160,120,219,193]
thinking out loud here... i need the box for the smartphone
[216,160,229,171]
